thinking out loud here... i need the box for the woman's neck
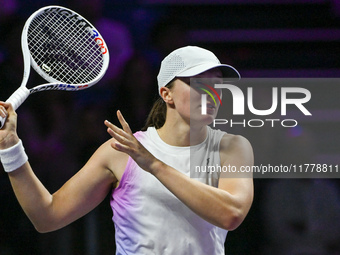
[156,118,207,147]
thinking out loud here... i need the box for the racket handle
[0,87,30,129]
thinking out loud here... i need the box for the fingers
[0,101,15,116]
[0,105,7,118]
[104,111,132,143]
[0,101,18,144]
[116,110,132,134]
[104,111,157,172]
[104,110,137,153]
[0,102,13,129]
[0,101,13,109]
[104,120,133,152]
[105,120,129,140]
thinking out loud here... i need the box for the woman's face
[171,68,223,126]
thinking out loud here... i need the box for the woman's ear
[160,87,174,104]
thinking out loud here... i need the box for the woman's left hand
[104,110,159,173]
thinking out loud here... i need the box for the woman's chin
[190,114,215,127]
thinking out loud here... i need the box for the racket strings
[36,11,103,83]
[49,16,99,83]
[67,24,103,82]
[27,10,104,84]
[45,11,103,83]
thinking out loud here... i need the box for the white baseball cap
[157,46,240,93]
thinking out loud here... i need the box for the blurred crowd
[1,0,340,254]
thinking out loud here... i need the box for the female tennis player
[0,46,253,254]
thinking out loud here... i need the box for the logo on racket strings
[91,30,107,55]
[44,7,92,30]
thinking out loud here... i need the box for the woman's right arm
[0,102,126,233]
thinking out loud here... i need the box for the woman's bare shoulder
[219,133,253,166]
[220,133,252,151]
[89,138,130,182]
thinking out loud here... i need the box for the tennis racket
[0,5,110,129]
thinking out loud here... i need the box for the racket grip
[0,87,29,129]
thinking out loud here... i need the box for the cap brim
[176,63,241,80]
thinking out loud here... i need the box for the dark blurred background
[1,0,340,254]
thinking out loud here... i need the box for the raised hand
[0,102,19,149]
[104,110,160,174]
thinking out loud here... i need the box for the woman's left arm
[105,111,254,231]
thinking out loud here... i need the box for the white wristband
[0,140,28,173]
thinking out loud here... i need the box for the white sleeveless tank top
[110,126,227,255]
